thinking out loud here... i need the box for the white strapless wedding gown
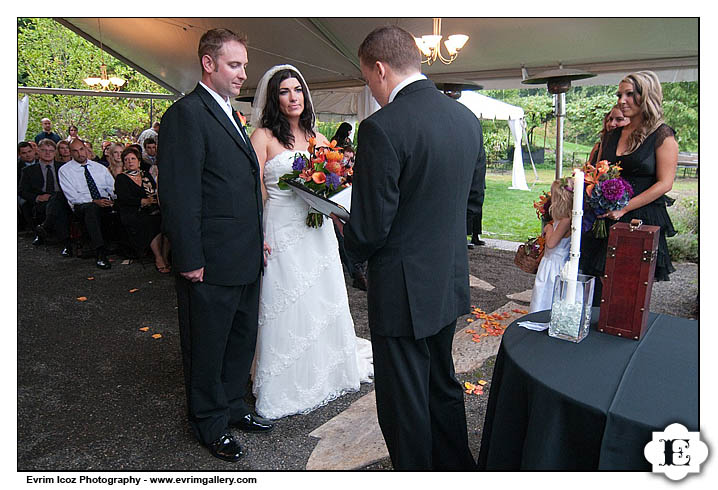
[253,150,373,420]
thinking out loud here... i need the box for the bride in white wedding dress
[249,64,373,420]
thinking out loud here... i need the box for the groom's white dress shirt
[388,73,427,104]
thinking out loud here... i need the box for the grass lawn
[480,167,698,243]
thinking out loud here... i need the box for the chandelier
[414,18,469,66]
[83,20,126,91]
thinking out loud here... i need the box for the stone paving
[304,263,531,470]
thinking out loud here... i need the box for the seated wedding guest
[55,140,72,163]
[29,141,40,161]
[18,141,39,230]
[142,138,158,180]
[581,71,678,304]
[127,144,148,172]
[106,142,125,178]
[18,141,36,184]
[34,117,62,144]
[330,122,353,147]
[84,140,97,160]
[58,138,116,269]
[114,146,170,273]
[20,139,72,256]
[137,121,159,148]
[588,105,630,164]
[96,141,111,167]
[64,125,79,143]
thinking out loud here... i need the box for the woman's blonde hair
[549,177,574,221]
[620,71,665,153]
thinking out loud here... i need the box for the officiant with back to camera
[334,25,486,470]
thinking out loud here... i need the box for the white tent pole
[522,120,539,185]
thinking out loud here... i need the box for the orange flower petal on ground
[129,288,139,293]
[87,277,95,281]
[151,333,162,339]
[465,329,476,334]
[139,327,149,332]
[478,380,488,386]
[466,318,474,323]
[77,296,87,302]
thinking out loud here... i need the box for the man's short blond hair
[198,28,247,69]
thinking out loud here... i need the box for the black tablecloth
[476,308,698,471]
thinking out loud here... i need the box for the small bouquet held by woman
[581,160,634,238]
[277,137,353,227]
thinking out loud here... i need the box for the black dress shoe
[207,432,244,462]
[96,256,111,269]
[471,237,486,246]
[35,223,49,241]
[233,413,274,433]
[61,246,73,258]
[352,272,368,291]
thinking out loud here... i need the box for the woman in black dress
[581,71,678,303]
[330,122,353,148]
[114,146,171,272]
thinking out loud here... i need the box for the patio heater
[522,65,595,179]
[433,81,483,100]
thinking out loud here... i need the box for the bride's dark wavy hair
[261,69,316,149]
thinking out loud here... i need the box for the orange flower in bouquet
[278,136,353,228]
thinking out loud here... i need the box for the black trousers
[175,274,260,445]
[20,193,70,241]
[371,321,475,470]
[466,209,483,238]
[73,202,112,251]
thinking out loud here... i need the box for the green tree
[18,18,172,150]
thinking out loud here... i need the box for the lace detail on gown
[253,150,373,420]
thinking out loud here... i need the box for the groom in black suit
[158,29,272,462]
[335,25,486,470]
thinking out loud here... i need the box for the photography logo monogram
[644,423,708,481]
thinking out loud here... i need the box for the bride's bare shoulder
[314,131,330,146]
[250,127,272,144]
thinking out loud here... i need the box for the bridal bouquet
[581,160,634,238]
[278,137,353,228]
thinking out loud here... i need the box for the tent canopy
[457,91,524,121]
[55,17,698,100]
[458,91,529,190]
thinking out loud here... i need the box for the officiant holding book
[334,25,486,470]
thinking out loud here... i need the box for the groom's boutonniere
[236,111,247,128]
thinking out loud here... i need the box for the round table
[476,308,698,470]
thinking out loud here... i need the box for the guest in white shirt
[58,138,116,269]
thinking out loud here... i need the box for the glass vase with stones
[548,274,595,343]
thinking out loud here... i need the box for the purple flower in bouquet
[325,172,341,190]
[600,178,634,203]
[292,154,308,172]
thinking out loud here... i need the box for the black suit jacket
[19,161,65,203]
[158,84,264,286]
[344,79,486,339]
